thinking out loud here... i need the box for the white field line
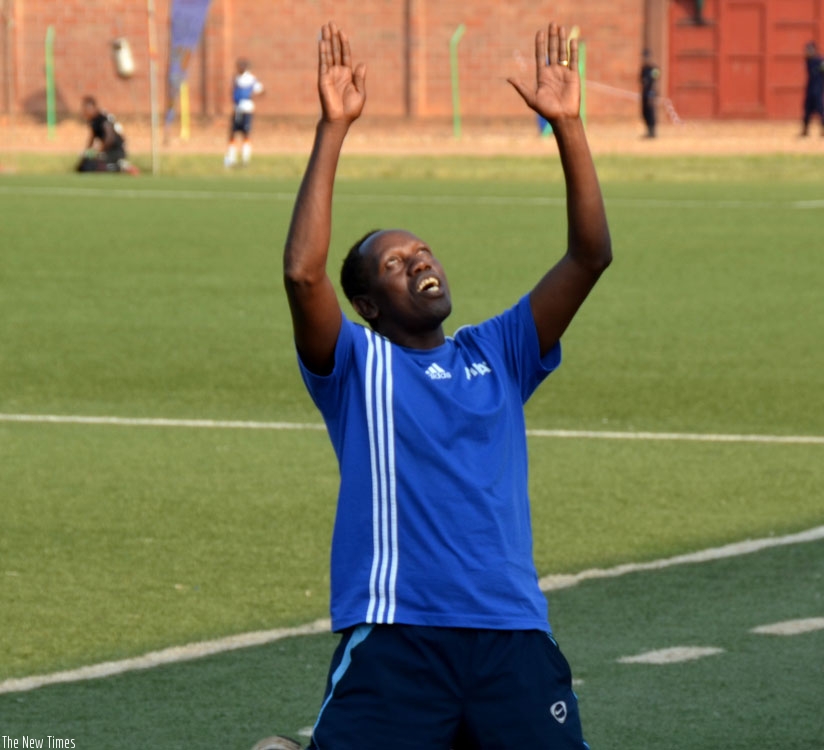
[617,646,725,665]
[538,525,824,591]
[0,185,296,202]
[528,428,824,445]
[0,619,330,696]
[0,184,819,210]
[2,412,823,694]
[1,526,822,695]
[2,413,823,445]
[0,413,326,432]
[750,617,824,636]
[0,185,562,207]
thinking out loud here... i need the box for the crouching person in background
[76,96,139,174]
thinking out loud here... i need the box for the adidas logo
[425,363,452,380]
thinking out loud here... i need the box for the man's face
[81,102,97,121]
[357,229,452,339]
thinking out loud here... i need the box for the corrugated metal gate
[669,0,824,118]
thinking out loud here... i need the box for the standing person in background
[77,96,138,174]
[802,41,824,136]
[640,48,660,138]
[225,57,264,167]
[281,18,610,750]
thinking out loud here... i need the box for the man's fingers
[547,22,559,65]
[319,24,332,74]
[568,38,579,70]
[330,22,342,66]
[507,77,534,109]
[353,63,367,93]
[340,30,352,69]
[558,25,568,64]
[534,29,546,72]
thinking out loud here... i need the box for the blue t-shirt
[232,71,262,113]
[299,294,561,633]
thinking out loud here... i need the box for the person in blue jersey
[282,20,611,750]
[224,57,264,167]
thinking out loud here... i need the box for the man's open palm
[318,22,366,124]
[508,23,580,123]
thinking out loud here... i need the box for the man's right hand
[507,22,580,127]
[318,22,367,126]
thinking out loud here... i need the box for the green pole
[450,23,466,139]
[579,41,587,128]
[45,25,56,139]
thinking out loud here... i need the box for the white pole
[147,0,160,175]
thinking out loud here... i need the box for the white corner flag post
[146,0,160,175]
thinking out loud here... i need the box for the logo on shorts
[550,700,568,724]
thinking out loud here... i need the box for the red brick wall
[4,0,172,119]
[3,0,645,122]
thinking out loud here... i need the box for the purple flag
[166,0,213,123]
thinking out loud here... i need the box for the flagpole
[147,0,160,175]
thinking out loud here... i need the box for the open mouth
[416,275,441,294]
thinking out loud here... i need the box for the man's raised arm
[283,23,366,374]
[508,22,612,357]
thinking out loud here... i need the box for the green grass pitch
[1,152,823,748]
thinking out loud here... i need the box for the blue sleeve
[465,294,561,403]
[296,316,357,419]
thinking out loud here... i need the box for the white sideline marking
[538,525,824,591]
[0,619,330,696]
[0,185,296,202]
[617,646,724,665]
[1,527,822,695]
[528,428,824,445]
[750,617,824,636]
[0,185,819,210]
[2,413,824,445]
[0,185,564,206]
[0,413,325,432]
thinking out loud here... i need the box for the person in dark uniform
[802,41,824,136]
[77,96,137,173]
[640,48,660,138]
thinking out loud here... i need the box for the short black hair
[341,229,381,301]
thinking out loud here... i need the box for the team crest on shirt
[425,363,452,380]
[465,361,492,380]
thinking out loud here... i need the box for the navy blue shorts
[308,624,588,750]
[231,111,253,135]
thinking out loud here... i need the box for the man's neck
[376,324,446,350]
